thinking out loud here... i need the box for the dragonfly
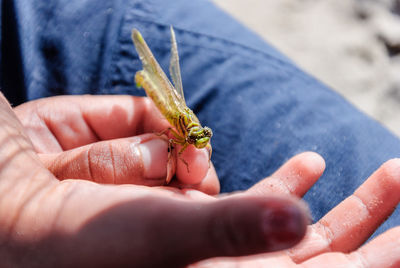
[131,26,212,183]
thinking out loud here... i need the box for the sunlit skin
[4,94,400,267]
[132,27,212,183]
[15,95,216,189]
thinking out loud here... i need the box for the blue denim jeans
[2,0,400,238]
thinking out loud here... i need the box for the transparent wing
[169,26,186,105]
[131,29,184,115]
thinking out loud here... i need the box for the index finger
[15,95,171,151]
[15,95,214,187]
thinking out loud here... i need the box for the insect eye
[188,126,201,137]
[195,137,210,149]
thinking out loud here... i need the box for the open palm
[8,95,400,267]
[192,154,400,267]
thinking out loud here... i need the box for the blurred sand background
[212,0,400,137]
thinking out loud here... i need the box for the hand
[1,93,312,267]
[191,157,400,267]
[14,95,219,194]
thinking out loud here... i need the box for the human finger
[169,162,220,195]
[174,141,214,185]
[146,195,308,266]
[14,95,170,152]
[42,186,309,268]
[2,92,305,267]
[301,226,400,268]
[289,158,400,263]
[17,95,213,186]
[247,152,325,197]
[39,134,218,191]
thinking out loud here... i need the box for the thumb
[57,191,309,267]
[17,184,309,267]
[114,195,309,267]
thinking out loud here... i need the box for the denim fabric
[1,0,400,237]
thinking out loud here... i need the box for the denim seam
[108,9,323,95]
[125,17,293,67]
[111,24,318,89]
[104,0,156,91]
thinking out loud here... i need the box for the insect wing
[131,29,179,113]
[169,26,186,106]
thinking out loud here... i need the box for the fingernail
[136,139,169,180]
[262,202,308,251]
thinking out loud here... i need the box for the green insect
[131,27,212,183]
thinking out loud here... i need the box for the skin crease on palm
[0,94,399,267]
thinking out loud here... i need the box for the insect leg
[156,128,192,175]
[165,140,175,184]
[161,130,188,181]
[169,127,185,141]
[206,143,212,168]
[178,142,189,154]
[155,127,184,141]
[177,142,190,172]
[167,137,191,173]
[154,127,171,137]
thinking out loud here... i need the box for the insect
[131,27,212,183]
